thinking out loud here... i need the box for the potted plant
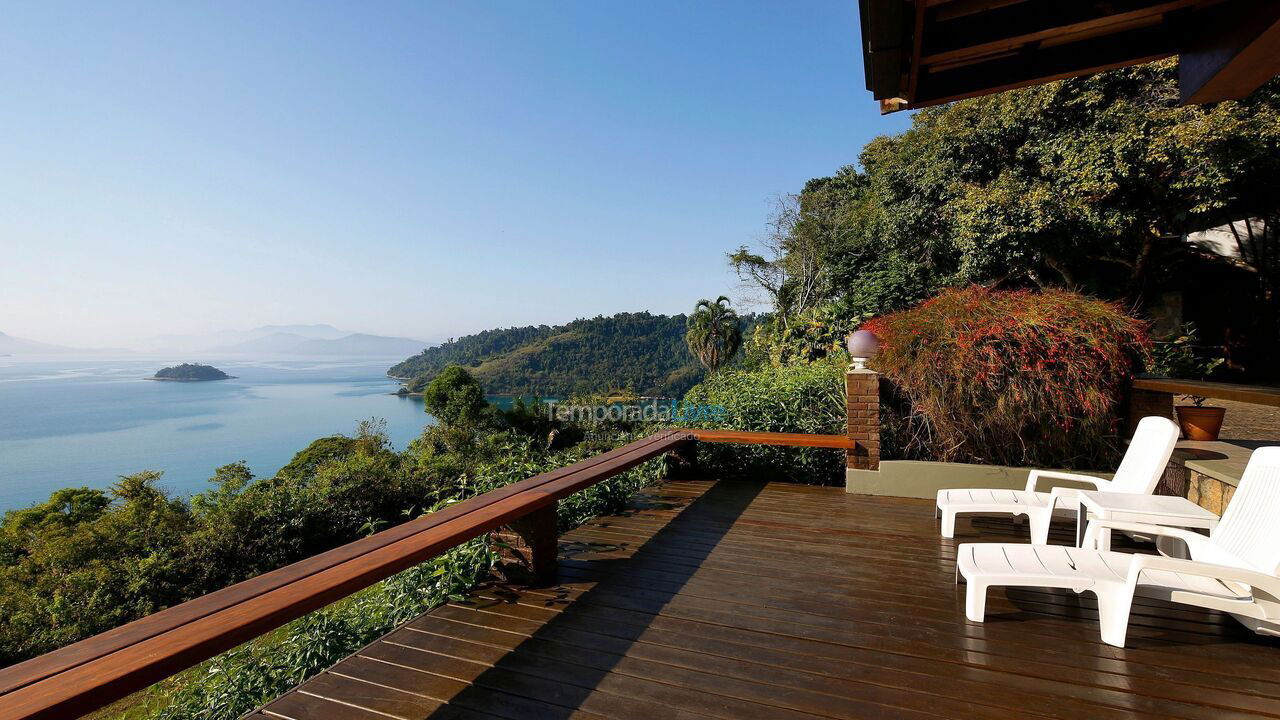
[1147,324,1226,441]
[1176,394,1226,441]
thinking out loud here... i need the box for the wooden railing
[688,429,855,449]
[0,428,850,720]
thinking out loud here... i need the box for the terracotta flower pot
[1175,405,1226,441]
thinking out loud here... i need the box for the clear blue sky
[0,1,911,347]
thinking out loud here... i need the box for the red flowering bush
[864,286,1150,468]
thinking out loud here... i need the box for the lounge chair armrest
[1025,470,1111,493]
[1127,554,1280,597]
[1046,485,1083,510]
[1083,519,1215,554]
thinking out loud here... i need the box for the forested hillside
[389,311,724,397]
[389,325,560,379]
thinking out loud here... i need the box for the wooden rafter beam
[858,0,1279,112]
[911,21,1177,107]
[926,0,1030,23]
[860,0,910,99]
[906,0,928,104]
[1180,0,1280,105]
[921,0,1205,69]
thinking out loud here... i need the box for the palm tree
[686,296,742,372]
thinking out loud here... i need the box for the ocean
[0,357,435,512]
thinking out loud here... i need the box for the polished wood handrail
[0,430,694,720]
[688,429,855,449]
[1133,377,1280,408]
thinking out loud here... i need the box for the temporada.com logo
[545,399,726,424]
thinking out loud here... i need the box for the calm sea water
[0,357,435,512]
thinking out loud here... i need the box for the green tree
[423,365,488,427]
[734,61,1280,323]
[685,296,743,372]
[854,60,1279,301]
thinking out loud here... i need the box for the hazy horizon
[0,1,910,347]
[1,310,708,352]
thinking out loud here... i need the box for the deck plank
[263,478,1280,719]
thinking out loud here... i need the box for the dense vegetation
[704,61,1279,473]
[0,422,421,664]
[866,287,1150,468]
[732,61,1279,377]
[390,311,732,398]
[679,359,846,484]
[151,363,232,381]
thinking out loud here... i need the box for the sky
[0,1,913,348]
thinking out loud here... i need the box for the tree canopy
[422,366,488,428]
[733,60,1280,376]
[152,363,232,381]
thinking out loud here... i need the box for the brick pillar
[1127,385,1175,437]
[846,369,881,471]
[489,503,558,587]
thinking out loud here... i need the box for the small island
[149,363,235,382]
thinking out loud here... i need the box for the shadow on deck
[253,479,1280,719]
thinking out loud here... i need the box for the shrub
[745,307,854,367]
[422,365,488,428]
[0,474,193,664]
[1145,323,1224,380]
[678,359,846,484]
[863,286,1150,468]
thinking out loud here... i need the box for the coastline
[146,376,237,382]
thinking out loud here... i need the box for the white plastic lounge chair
[957,446,1280,647]
[936,416,1179,543]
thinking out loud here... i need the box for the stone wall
[1157,451,1238,515]
[1185,470,1237,515]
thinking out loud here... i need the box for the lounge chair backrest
[1110,416,1180,494]
[1210,446,1280,575]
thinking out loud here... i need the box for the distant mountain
[145,324,345,352]
[0,332,119,355]
[214,332,316,354]
[148,325,427,356]
[291,333,428,356]
[389,312,712,397]
[214,331,427,356]
[251,324,347,340]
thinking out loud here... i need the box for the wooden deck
[253,479,1280,720]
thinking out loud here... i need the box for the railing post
[489,503,558,587]
[846,369,881,471]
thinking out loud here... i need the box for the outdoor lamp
[846,329,879,371]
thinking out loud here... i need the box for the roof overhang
[859,0,1280,113]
